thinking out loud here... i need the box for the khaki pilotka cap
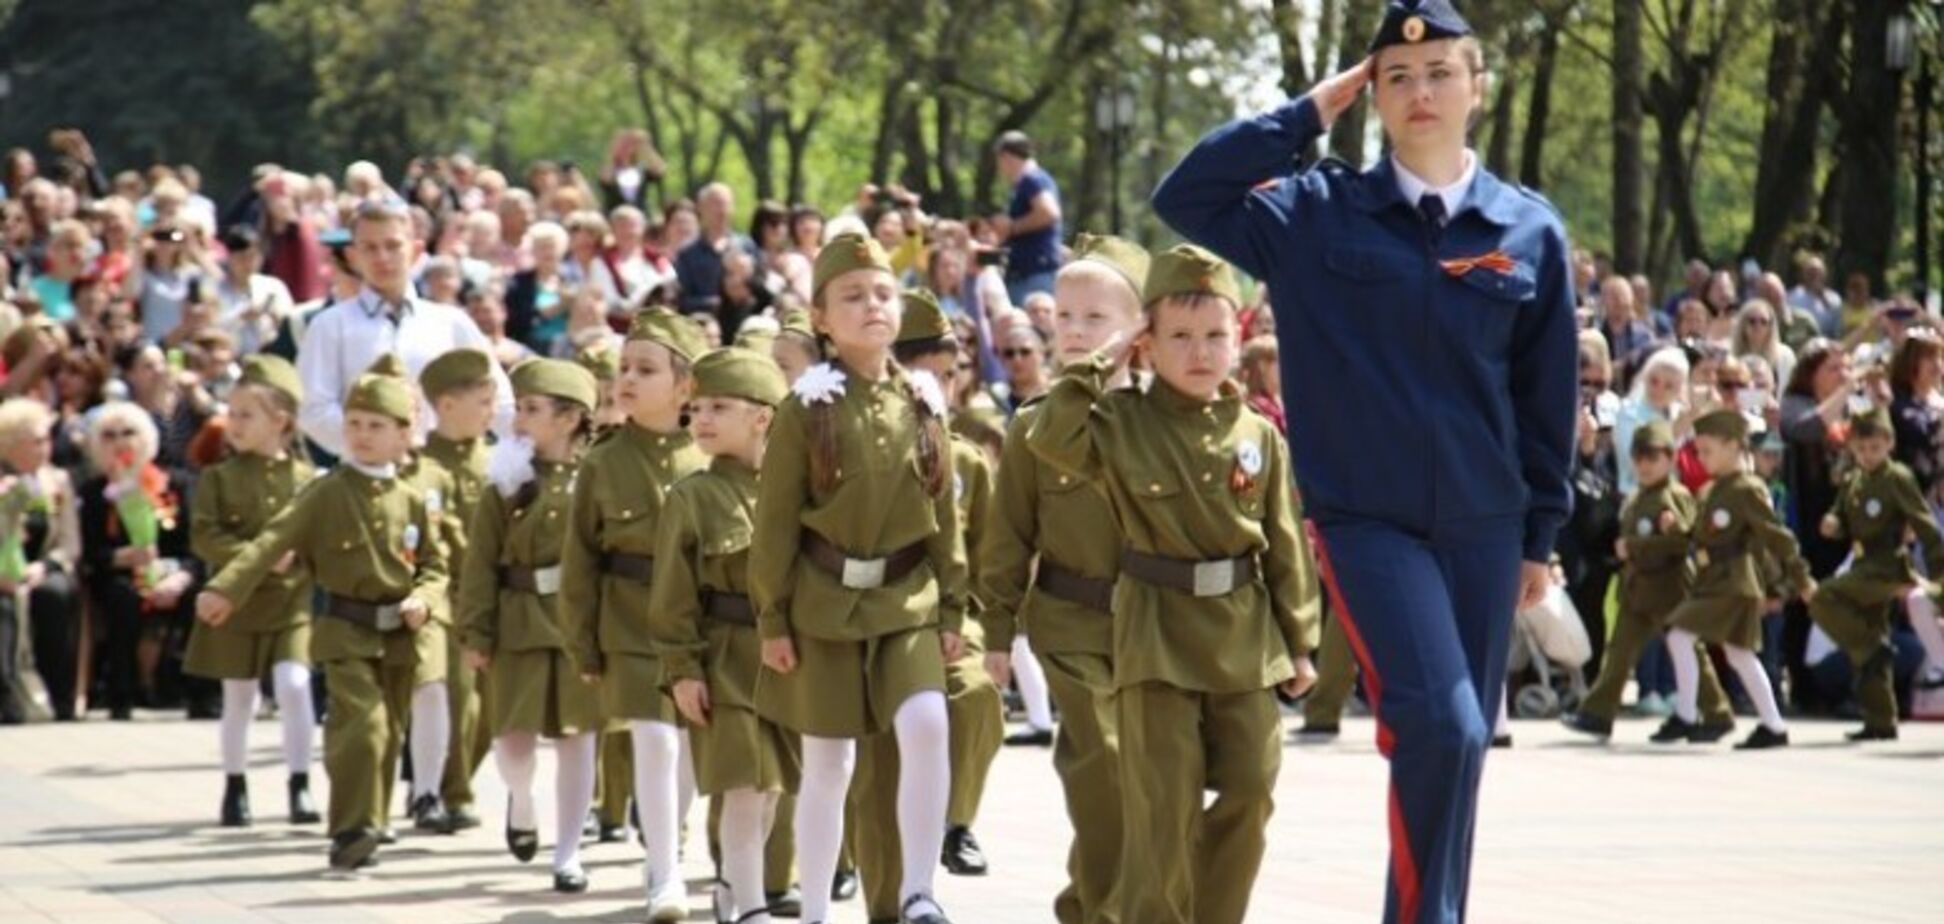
[896,287,953,345]
[627,307,709,362]
[1143,243,1242,309]
[692,347,789,406]
[576,341,620,382]
[812,232,893,303]
[345,353,415,424]
[1069,232,1151,295]
[1850,406,1894,440]
[1692,407,1752,444]
[510,358,600,411]
[417,348,494,399]
[238,354,304,404]
[1631,418,1675,453]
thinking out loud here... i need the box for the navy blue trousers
[1309,518,1522,924]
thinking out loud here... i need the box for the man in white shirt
[298,200,513,458]
[1788,253,1843,337]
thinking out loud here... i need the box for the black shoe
[187,698,222,720]
[940,825,988,876]
[899,892,952,924]
[505,797,538,863]
[220,774,251,827]
[376,826,398,845]
[411,793,454,834]
[1490,733,1512,749]
[1648,716,1695,744]
[598,822,627,843]
[1559,712,1613,740]
[765,886,803,918]
[288,773,320,824]
[831,869,859,901]
[1735,725,1791,750]
[552,867,589,893]
[328,828,380,870]
[1689,719,1737,743]
[1003,727,1053,747]
[1846,725,1900,742]
[446,805,481,831]
[109,706,133,722]
[1294,721,1340,740]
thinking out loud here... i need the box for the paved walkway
[2,713,1940,922]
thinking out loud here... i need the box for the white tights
[718,788,780,922]
[494,731,598,873]
[408,681,450,800]
[1667,629,1785,732]
[217,661,315,776]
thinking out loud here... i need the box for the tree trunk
[1610,0,1647,274]
[1742,0,1845,268]
[1269,0,1312,99]
[1484,56,1520,178]
[1519,14,1562,189]
[1327,0,1377,164]
[869,75,908,188]
[1833,0,1902,293]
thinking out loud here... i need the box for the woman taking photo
[1152,1,1577,919]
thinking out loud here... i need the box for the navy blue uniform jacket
[1152,96,1577,563]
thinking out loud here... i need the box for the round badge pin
[1866,498,1882,518]
[1637,518,1654,537]
[1402,15,1427,42]
[1712,509,1731,529]
[1238,440,1264,477]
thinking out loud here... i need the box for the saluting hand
[1310,58,1373,128]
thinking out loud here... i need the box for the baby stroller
[1505,580,1592,718]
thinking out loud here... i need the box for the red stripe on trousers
[1307,521,1423,924]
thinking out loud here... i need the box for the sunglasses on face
[1001,348,1038,359]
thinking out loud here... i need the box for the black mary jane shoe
[1647,715,1695,744]
[831,869,860,902]
[1558,712,1613,740]
[899,892,953,924]
[1845,725,1899,743]
[288,773,321,824]
[552,867,589,894]
[505,797,539,863]
[1734,725,1791,750]
[940,825,988,876]
[220,774,252,828]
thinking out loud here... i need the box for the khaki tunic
[650,456,799,795]
[749,362,968,737]
[460,459,598,738]
[185,453,316,679]
[1670,472,1810,649]
[407,433,493,805]
[1025,359,1319,692]
[561,423,707,722]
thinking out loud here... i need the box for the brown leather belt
[601,552,654,583]
[1034,561,1114,612]
[499,564,562,595]
[1692,540,1746,566]
[703,591,756,626]
[802,531,927,590]
[1119,549,1258,598]
[320,592,406,632]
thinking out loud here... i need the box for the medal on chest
[1636,517,1654,537]
[1231,438,1264,495]
[1865,497,1883,518]
[402,523,421,566]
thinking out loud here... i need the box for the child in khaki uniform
[1664,408,1815,749]
[981,234,1150,924]
[750,233,968,924]
[185,355,319,828]
[651,347,798,924]
[197,354,449,871]
[460,359,602,893]
[1026,245,1319,924]
[561,309,709,919]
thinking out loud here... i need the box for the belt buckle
[842,556,888,590]
[374,604,404,632]
[1192,559,1236,597]
[533,566,563,596]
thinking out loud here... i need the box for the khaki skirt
[754,626,946,739]
[691,623,798,794]
[491,647,602,738]
[184,620,310,681]
[601,652,679,724]
[1669,595,1765,651]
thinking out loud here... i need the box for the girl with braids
[185,355,321,829]
[750,232,968,924]
[457,359,603,894]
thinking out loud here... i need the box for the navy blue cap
[1369,0,1472,53]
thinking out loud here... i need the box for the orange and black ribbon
[1439,250,1519,278]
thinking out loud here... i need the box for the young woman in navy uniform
[1152,2,1578,922]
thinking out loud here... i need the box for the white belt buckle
[374,604,404,632]
[842,556,888,590]
[533,565,563,596]
[1192,559,1237,598]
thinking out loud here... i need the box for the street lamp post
[1094,84,1138,234]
